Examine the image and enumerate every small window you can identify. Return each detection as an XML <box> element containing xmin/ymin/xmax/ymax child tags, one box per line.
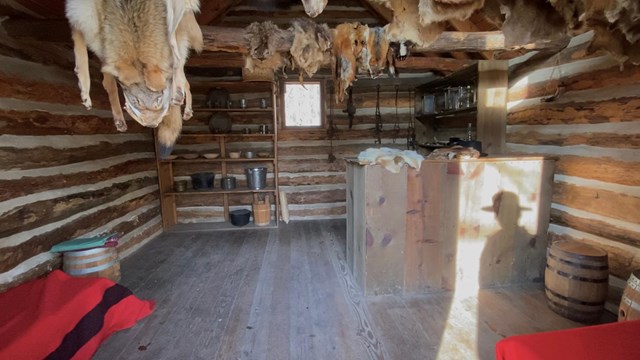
<box><xmin>283</xmin><ymin>81</ymin><xmax>323</xmax><ymax>127</ymax></box>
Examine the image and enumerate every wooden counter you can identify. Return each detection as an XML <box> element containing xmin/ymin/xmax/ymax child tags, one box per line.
<box><xmin>346</xmin><ymin>156</ymin><xmax>555</xmax><ymax>296</ymax></box>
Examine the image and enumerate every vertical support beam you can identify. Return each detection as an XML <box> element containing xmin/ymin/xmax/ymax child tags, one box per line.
<box><xmin>477</xmin><ymin>60</ymin><xmax>507</xmax><ymax>155</ymax></box>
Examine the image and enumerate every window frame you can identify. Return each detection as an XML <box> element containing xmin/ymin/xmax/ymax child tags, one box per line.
<box><xmin>279</xmin><ymin>79</ymin><xmax>325</xmax><ymax>130</ymax></box>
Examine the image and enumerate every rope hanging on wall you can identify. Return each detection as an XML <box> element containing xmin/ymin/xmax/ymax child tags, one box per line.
<box><xmin>327</xmin><ymin>85</ymin><xmax>337</xmax><ymax>163</ymax></box>
<box><xmin>393</xmin><ymin>85</ymin><xmax>400</xmax><ymax>144</ymax></box>
<box><xmin>374</xmin><ymin>84</ymin><xmax>383</xmax><ymax>145</ymax></box>
<box><xmin>407</xmin><ymin>88</ymin><xmax>416</xmax><ymax>150</ymax></box>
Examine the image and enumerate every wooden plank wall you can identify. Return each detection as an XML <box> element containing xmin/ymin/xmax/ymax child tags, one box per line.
<box><xmin>0</xmin><ymin>34</ymin><xmax>160</xmax><ymax>291</ymax></box>
<box><xmin>506</xmin><ymin>33</ymin><xmax>640</xmax><ymax>308</ymax></box>
<box><xmin>179</xmin><ymin>79</ymin><xmax>417</xmax><ymax>222</ymax></box>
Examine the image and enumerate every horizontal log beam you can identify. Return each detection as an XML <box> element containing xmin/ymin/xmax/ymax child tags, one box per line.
<box><xmin>201</xmin><ymin>26</ymin><xmax>568</xmax><ymax>54</ymax></box>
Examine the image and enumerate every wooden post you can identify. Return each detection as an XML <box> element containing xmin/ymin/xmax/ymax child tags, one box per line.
<box><xmin>477</xmin><ymin>60</ymin><xmax>508</xmax><ymax>154</ymax></box>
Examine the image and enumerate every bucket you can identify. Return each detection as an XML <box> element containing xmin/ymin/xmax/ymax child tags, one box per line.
<box><xmin>63</xmin><ymin>247</ymin><xmax>121</xmax><ymax>282</ymax></box>
<box><xmin>253</xmin><ymin>197</ymin><xmax>270</xmax><ymax>226</ymax></box>
<box><xmin>191</xmin><ymin>172</ymin><xmax>214</xmax><ymax>190</ymax></box>
<box><xmin>544</xmin><ymin>240</ymin><xmax>609</xmax><ymax>323</ymax></box>
<box><xmin>619</xmin><ymin>270</ymin><xmax>640</xmax><ymax>321</ymax></box>
<box><xmin>245</xmin><ymin>167</ymin><xmax>267</xmax><ymax>189</ymax></box>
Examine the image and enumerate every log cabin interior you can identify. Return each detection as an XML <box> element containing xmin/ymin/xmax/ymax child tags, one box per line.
<box><xmin>0</xmin><ymin>0</ymin><xmax>639</xmax><ymax>359</ymax></box>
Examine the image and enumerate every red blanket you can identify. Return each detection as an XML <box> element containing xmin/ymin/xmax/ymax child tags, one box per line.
<box><xmin>0</xmin><ymin>270</ymin><xmax>154</xmax><ymax>359</ymax></box>
<box><xmin>495</xmin><ymin>319</ymin><xmax>640</xmax><ymax>360</ymax></box>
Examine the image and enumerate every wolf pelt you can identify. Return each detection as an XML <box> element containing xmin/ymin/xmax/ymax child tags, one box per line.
<box><xmin>332</xmin><ymin>22</ymin><xmax>368</xmax><ymax>103</ymax></box>
<box><xmin>289</xmin><ymin>18</ymin><xmax>333</xmax><ymax>82</ymax></box>
<box><xmin>65</xmin><ymin>0</ymin><xmax>201</xmax><ymax>132</ymax></box>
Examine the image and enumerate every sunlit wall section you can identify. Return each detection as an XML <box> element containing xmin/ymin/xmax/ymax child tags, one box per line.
<box><xmin>506</xmin><ymin>32</ymin><xmax>640</xmax><ymax>311</ymax></box>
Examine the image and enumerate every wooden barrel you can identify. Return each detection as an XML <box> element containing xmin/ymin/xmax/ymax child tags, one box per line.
<box><xmin>63</xmin><ymin>247</ymin><xmax>121</xmax><ymax>282</ymax></box>
<box><xmin>252</xmin><ymin>198</ymin><xmax>270</xmax><ymax>226</ymax></box>
<box><xmin>544</xmin><ymin>240</ymin><xmax>608</xmax><ymax>323</ymax></box>
<box><xmin>619</xmin><ymin>270</ymin><xmax>640</xmax><ymax>321</ymax></box>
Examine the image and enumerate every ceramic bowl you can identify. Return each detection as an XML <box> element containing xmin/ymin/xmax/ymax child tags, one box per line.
<box><xmin>181</xmin><ymin>153</ymin><xmax>199</xmax><ymax>160</ymax></box>
<box><xmin>229</xmin><ymin>151</ymin><xmax>241</xmax><ymax>159</ymax></box>
<box><xmin>202</xmin><ymin>153</ymin><xmax>220</xmax><ymax>159</ymax></box>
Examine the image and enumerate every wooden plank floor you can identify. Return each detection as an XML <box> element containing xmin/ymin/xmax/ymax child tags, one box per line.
<box><xmin>95</xmin><ymin>220</ymin><xmax>611</xmax><ymax>360</ymax></box>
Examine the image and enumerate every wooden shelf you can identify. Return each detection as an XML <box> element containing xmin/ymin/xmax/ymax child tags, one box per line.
<box><xmin>161</xmin><ymin>158</ymin><xmax>275</xmax><ymax>163</ymax></box>
<box><xmin>416</xmin><ymin>106</ymin><xmax>477</xmax><ymax>120</ymax></box>
<box><xmin>167</xmin><ymin>221</ymin><xmax>278</xmax><ymax>233</ymax></box>
<box><xmin>156</xmin><ymin>82</ymin><xmax>280</xmax><ymax>231</ymax></box>
<box><xmin>192</xmin><ymin>108</ymin><xmax>273</xmax><ymax>113</ymax></box>
<box><xmin>165</xmin><ymin>187</ymin><xmax>277</xmax><ymax>196</ymax></box>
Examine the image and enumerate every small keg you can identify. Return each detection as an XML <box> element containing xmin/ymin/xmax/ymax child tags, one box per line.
<box><xmin>545</xmin><ymin>240</ymin><xmax>609</xmax><ymax>323</ymax></box>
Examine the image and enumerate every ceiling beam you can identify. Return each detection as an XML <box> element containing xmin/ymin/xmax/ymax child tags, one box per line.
<box><xmin>201</xmin><ymin>25</ymin><xmax>569</xmax><ymax>53</ymax></box>
<box><xmin>448</xmin><ymin>19</ymin><xmax>493</xmax><ymax>60</ymax></box>
<box><xmin>357</xmin><ymin>0</ymin><xmax>393</xmax><ymax>24</ymax></box>
<box><xmin>186</xmin><ymin>51</ymin><xmax>476</xmax><ymax>72</ymax></box>
<box><xmin>196</xmin><ymin>0</ymin><xmax>243</xmax><ymax>25</ymax></box>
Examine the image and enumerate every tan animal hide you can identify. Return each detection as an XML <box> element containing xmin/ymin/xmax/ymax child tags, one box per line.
<box><xmin>332</xmin><ymin>22</ymin><xmax>368</xmax><ymax>103</ymax></box>
<box><xmin>550</xmin><ymin>0</ymin><xmax>640</xmax><ymax>65</ymax></box>
<box><xmin>419</xmin><ymin>0</ymin><xmax>485</xmax><ymax>25</ymax></box>
<box><xmin>289</xmin><ymin>18</ymin><xmax>333</xmax><ymax>81</ymax></box>
<box><xmin>243</xmin><ymin>52</ymin><xmax>289</xmax><ymax>81</ymax></box>
<box><xmin>367</xmin><ymin>26</ymin><xmax>391</xmax><ymax>78</ymax></box>
<box><xmin>377</xmin><ymin>0</ymin><xmax>446</xmax><ymax>47</ymax></box>
<box><xmin>65</xmin><ymin>0</ymin><xmax>201</xmax><ymax>132</ymax></box>
<box><xmin>301</xmin><ymin>0</ymin><xmax>328</xmax><ymax>18</ymax></box>
<box><xmin>500</xmin><ymin>0</ymin><xmax>568</xmax><ymax>48</ymax></box>
<box><xmin>157</xmin><ymin>105</ymin><xmax>183</xmax><ymax>158</ymax></box>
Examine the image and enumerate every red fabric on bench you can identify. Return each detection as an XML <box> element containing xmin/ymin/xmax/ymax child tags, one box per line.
<box><xmin>495</xmin><ymin>319</ymin><xmax>640</xmax><ymax>360</ymax></box>
<box><xmin>0</xmin><ymin>270</ymin><xmax>154</xmax><ymax>360</ymax></box>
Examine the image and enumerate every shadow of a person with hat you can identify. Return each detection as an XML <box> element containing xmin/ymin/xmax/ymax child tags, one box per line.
<box><xmin>478</xmin><ymin>191</ymin><xmax>537</xmax><ymax>288</ymax></box>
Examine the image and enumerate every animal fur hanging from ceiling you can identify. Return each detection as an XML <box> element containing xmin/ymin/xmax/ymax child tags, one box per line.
<box><xmin>243</xmin><ymin>21</ymin><xmax>289</xmax><ymax>78</ymax></box>
<box><xmin>419</xmin><ymin>0</ymin><xmax>485</xmax><ymax>25</ymax></box>
<box><xmin>301</xmin><ymin>0</ymin><xmax>328</xmax><ymax>18</ymax></box>
<box><xmin>369</xmin><ymin>0</ymin><xmax>446</xmax><ymax>47</ymax></box>
<box><xmin>354</xmin><ymin>25</ymin><xmax>392</xmax><ymax>79</ymax></box>
<box><xmin>289</xmin><ymin>18</ymin><xmax>333</xmax><ymax>82</ymax></box>
<box><xmin>498</xmin><ymin>0</ymin><xmax>568</xmax><ymax>48</ymax></box>
<box><xmin>332</xmin><ymin>22</ymin><xmax>369</xmax><ymax>103</ymax></box>
<box><xmin>548</xmin><ymin>0</ymin><xmax>640</xmax><ymax>65</ymax></box>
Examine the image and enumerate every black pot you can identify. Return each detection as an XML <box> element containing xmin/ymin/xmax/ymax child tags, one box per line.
<box><xmin>191</xmin><ymin>172</ymin><xmax>214</xmax><ymax>190</ymax></box>
<box><xmin>460</xmin><ymin>140</ymin><xmax>482</xmax><ymax>153</ymax></box>
<box><xmin>230</xmin><ymin>209</ymin><xmax>251</xmax><ymax>226</ymax></box>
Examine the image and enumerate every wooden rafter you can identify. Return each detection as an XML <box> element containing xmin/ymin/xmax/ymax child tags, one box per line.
<box><xmin>357</xmin><ymin>0</ymin><xmax>393</xmax><ymax>24</ymax></box>
<box><xmin>448</xmin><ymin>19</ymin><xmax>493</xmax><ymax>59</ymax></box>
<box><xmin>197</xmin><ymin>0</ymin><xmax>244</xmax><ymax>25</ymax></box>
<box><xmin>201</xmin><ymin>25</ymin><xmax>569</xmax><ymax>53</ymax></box>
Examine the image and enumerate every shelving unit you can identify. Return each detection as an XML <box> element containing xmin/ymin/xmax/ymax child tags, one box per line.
<box><xmin>414</xmin><ymin>63</ymin><xmax>478</xmax><ymax>134</ymax></box>
<box><xmin>155</xmin><ymin>82</ymin><xmax>279</xmax><ymax>231</ymax></box>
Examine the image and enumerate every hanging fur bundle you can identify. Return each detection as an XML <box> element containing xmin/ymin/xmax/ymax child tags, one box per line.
<box><xmin>332</xmin><ymin>22</ymin><xmax>369</xmax><ymax>103</ymax></box>
<box><xmin>289</xmin><ymin>18</ymin><xmax>333</xmax><ymax>82</ymax></box>
<box><xmin>243</xmin><ymin>21</ymin><xmax>289</xmax><ymax>77</ymax></box>
<box><xmin>419</xmin><ymin>0</ymin><xmax>485</xmax><ymax>25</ymax></box>
<box><xmin>367</xmin><ymin>26</ymin><xmax>391</xmax><ymax>78</ymax></box>
<box><xmin>549</xmin><ymin>0</ymin><xmax>640</xmax><ymax>65</ymax></box>
<box><xmin>244</xmin><ymin>21</ymin><xmax>282</xmax><ymax>60</ymax></box>
<box><xmin>387</xmin><ymin>40</ymin><xmax>415</xmax><ymax>77</ymax></box>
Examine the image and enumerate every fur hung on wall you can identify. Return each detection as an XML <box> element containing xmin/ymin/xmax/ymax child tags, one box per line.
<box><xmin>549</xmin><ymin>0</ymin><xmax>640</xmax><ymax>65</ymax></box>
<box><xmin>332</xmin><ymin>22</ymin><xmax>369</xmax><ymax>103</ymax></box>
<box><xmin>289</xmin><ymin>18</ymin><xmax>333</xmax><ymax>82</ymax></box>
<box><xmin>243</xmin><ymin>21</ymin><xmax>290</xmax><ymax>78</ymax></box>
<box><xmin>366</xmin><ymin>25</ymin><xmax>392</xmax><ymax>78</ymax></box>
<box><xmin>419</xmin><ymin>0</ymin><xmax>485</xmax><ymax>25</ymax></box>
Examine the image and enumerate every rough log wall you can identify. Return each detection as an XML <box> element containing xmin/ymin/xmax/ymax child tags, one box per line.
<box><xmin>507</xmin><ymin>39</ymin><xmax>640</xmax><ymax>309</ymax></box>
<box><xmin>0</xmin><ymin>47</ymin><xmax>160</xmax><ymax>291</ymax></box>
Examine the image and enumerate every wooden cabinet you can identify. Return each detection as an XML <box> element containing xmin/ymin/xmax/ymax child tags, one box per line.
<box><xmin>155</xmin><ymin>82</ymin><xmax>279</xmax><ymax>230</ymax></box>
<box><xmin>346</xmin><ymin>156</ymin><xmax>555</xmax><ymax>296</ymax></box>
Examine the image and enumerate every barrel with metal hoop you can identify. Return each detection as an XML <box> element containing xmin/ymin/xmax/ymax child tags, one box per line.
<box><xmin>619</xmin><ymin>270</ymin><xmax>640</xmax><ymax>321</ymax></box>
<box><xmin>63</xmin><ymin>247</ymin><xmax>121</xmax><ymax>282</ymax></box>
<box><xmin>544</xmin><ymin>240</ymin><xmax>609</xmax><ymax>323</ymax></box>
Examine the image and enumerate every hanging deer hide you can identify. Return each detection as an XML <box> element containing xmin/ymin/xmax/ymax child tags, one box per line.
<box><xmin>549</xmin><ymin>0</ymin><xmax>640</xmax><ymax>65</ymax></box>
<box><xmin>289</xmin><ymin>18</ymin><xmax>333</xmax><ymax>81</ymax></box>
<box><xmin>419</xmin><ymin>0</ymin><xmax>485</xmax><ymax>25</ymax></box>
<box><xmin>365</xmin><ymin>26</ymin><xmax>391</xmax><ymax>78</ymax></box>
<box><xmin>332</xmin><ymin>22</ymin><xmax>368</xmax><ymax>103</ymax></box>
<box><xmin>500</xmin><ymin>0</ymin><xmax>568</xmax><ymax>48</ymax></box>
<box><xmin>301</xmin><ymin>0</ymin><xmax>328</xmax><ymax>18</ymax></box>
<box><xmin>380</xmin><ymin>0</ymin><xmax>446</xmax><ymax>47</ymax></box>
